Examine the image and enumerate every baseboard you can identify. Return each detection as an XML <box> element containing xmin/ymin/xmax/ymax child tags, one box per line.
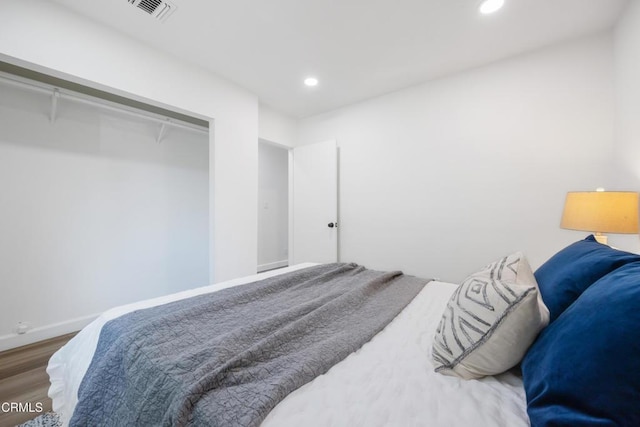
<box><xmin>257</xmin><ymin>260</ymin><xmax>289</xmax><ymax>273</ymax></box>
<box><xmin>0</xmin><ymin>313</ymin><xmax>98</xmax><ymax>352</ymax></box>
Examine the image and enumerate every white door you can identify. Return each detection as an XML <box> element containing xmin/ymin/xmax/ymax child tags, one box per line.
<box><xmin>291</xmin><ymin>140</ymin><xmax>338</xmax><ymax>264</ymax></box>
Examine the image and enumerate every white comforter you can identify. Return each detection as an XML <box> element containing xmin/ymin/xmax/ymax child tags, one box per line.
<box><xmin>48</xmin><ymin>264</ymin><xmax>529</xmax><ymax>427</ymax></box>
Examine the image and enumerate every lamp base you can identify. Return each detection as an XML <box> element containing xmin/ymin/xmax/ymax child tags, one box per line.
<box><xmin>594</xmin><ymin>233</ymin><xmax>608</xmax><ymax>245</ymax></box>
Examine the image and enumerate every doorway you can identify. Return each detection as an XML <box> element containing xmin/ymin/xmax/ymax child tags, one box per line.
<box><xmin>257</xmin><ymin>140</ymin><xmax>289</xmax><ymax>272</ymax></box>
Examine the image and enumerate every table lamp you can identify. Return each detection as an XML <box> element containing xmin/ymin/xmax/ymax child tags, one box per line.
<box><xmin>560</xmin><ymin>191</ymin><xmax>640</xmax><ymax>245</ymax></box>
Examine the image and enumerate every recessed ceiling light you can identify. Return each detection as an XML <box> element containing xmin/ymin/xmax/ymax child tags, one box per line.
<box><xmin>304</xmin><ymin>77</ymin><xmax>319</xmax><ymax>87</ymax></box>
<box><xmin>479</xmin><ymin>0</ymin><xmax>504</xmax><ymax>15</ymax></box>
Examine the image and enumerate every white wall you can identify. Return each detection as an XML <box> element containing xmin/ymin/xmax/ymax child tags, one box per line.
<box><xmin>0</xmin><ymin>0</ymin><xmax>258</xmax><ymax>348</ymax></box>
<box><xmin>259</xmin><ymin>104</ymin><xmax>297</xmax><ymax>148</ymax></box>
<box><xmin>297</xmin><ymin>34</ymin><xmax>616</xmax><ymax>283</ymax></box>
<box><xmin>258</xmin><ymin>142</ymin><xmax>289</xmax><ymax>270</ymax></box>
<box><xmin>0</xmin><ymin>82</ymin><xmax>209</xmax><ymax>350</ymax></box>
<box><xmin>612</xmin><ymin>0</ymin><xmax>640</xmax><ymax>254</ymax></box>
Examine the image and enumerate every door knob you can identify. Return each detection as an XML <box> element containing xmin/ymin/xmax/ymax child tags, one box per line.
<box><xmin>328</xmin><ymin>222</ymin><xmax>337</xmax><ymax>228</ymax></box>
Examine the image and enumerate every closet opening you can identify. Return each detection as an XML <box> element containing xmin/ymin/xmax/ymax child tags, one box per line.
<box><xmin>0</xmin><ymin>61</ymin><xmax>211</xmax><ymax>349</ymax></box>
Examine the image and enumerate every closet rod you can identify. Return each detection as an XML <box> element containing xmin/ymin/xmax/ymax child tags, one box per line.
<box><xmin>0</xmin><ymin>74</ymin><xmax>208</xmax><ymax>135</ymax></box>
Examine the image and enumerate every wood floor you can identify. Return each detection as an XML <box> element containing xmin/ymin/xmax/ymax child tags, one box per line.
<box><xmin>0</xmin><ymin>333</ymin><xmax>76</xmax><ymax>427</ymax></box>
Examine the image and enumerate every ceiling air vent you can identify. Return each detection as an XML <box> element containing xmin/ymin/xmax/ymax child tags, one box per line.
<box><xmin>127</xmin><ymin>0</ymin><xmax>177</xmax><ymax>22</ymax></box>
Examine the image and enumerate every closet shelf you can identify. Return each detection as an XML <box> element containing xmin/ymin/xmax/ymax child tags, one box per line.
<box><xmin>0</xmin><ymin>72</ymin><xmax>208</xmax><ymax>142</ymax></box>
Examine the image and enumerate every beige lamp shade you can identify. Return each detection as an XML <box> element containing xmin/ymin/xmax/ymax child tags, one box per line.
<box><xmin>561</xmin><ymin>192</ymin><xmax>640</xmax><ymax>242</ymax></box>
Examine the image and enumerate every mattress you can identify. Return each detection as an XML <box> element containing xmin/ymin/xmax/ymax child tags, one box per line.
<box><xmin>48</xmin><ymin>263</ymin><xmax>529</xmax><ymax>426</ymax></box>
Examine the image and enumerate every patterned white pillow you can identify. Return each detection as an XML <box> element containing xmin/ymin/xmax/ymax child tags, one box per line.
<box><xmin>432</xmin><ymin>252</ymin><xmax>550</xmax><ymax>379</ymax></box>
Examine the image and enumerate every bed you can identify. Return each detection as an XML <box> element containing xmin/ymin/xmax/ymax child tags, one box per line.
<box><xmin>47</xmin><ymin>237</ymin><xmax>640</xmax><ymax>426</ymax></box>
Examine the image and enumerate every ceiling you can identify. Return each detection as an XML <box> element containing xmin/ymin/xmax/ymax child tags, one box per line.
<box><xmin>51</xmin><ymin>0</ymin><xmax>628</xmax><ymax>118</ymax></box>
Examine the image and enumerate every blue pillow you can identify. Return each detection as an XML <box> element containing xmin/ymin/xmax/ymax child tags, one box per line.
<box><xmin>522</xmin><ymin>262</ymin><xmax>640</xmax><ymax>427</ymax></box>
<box><xmin>535</xmin><ymin>235</ymin><xmax>640</xmax><ymax>321</ymax></box>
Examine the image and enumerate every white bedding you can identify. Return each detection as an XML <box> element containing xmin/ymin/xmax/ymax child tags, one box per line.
<box><xmin>48</xmin><ymin>263</ymin><xmax>529</xmax><ymax>427</ymax></box>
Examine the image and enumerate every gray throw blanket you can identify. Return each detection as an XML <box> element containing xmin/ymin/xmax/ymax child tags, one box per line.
<box><xmin>71</xmin><ymin>263</ymin><xmax>429</xmax><ymax>427</ymax></box>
